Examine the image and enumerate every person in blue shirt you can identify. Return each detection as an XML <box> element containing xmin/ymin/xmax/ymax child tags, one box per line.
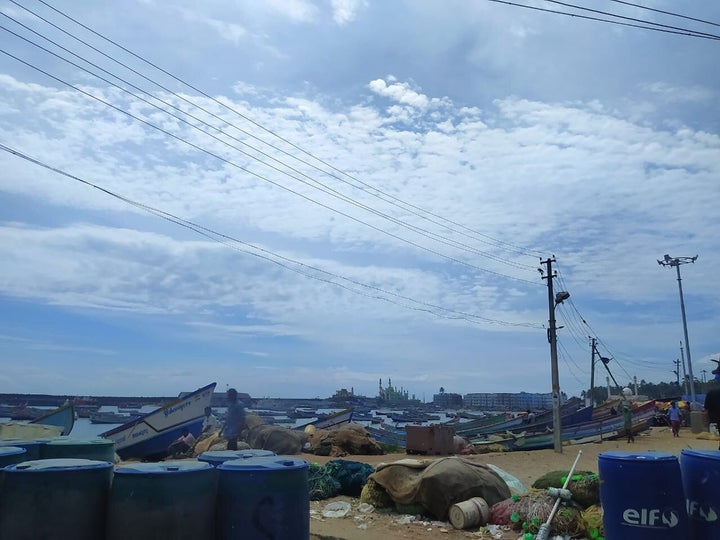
<box><xmin>668</xmin><ymin>401</ymin><xmax>681</xmax><ymax>437</ymax></box>
<box><xmin>221</xmin><ymin>388</ymin><xmax>246</xmax><ymax>450</ymax></box>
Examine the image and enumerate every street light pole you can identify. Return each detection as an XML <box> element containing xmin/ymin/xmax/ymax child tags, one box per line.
<box><xmin>658</xmin><ymin>254</ymin><xmax>698</xmax><ymax>404</ymax></box>
<box><xmin>541</xmin><ymin>257</ymin><xmax>569</xmax><ymax>454</ymax></box>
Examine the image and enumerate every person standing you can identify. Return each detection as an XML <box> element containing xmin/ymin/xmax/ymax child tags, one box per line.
<box><xmin>620</xmin><ymin>389</ymin><xmax>634</xmax><ymax>443</ymax></box>
<box><xmin>222</xmin><ymin>388</ymin><xmax>246</xmax><ymax>451</ymax></box>
<box><xmin>704</xmin><ymin>387</ymin><xmax>720</xmax><ymax>450</ymax></box>
<box><xmin>668</xmin><ymin>401</ymin><xmax>681</xmax><ymax>437</ymax></box>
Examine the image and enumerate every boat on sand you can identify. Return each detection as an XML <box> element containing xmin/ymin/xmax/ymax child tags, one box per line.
<box><xmin>101</xmin><ymin>382</ymin><xmax>216</xmax><ymax>460</ymax></box>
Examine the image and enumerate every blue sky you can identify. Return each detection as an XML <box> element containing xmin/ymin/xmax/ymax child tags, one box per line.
<box><xmin>0</xmin><ymin>0</ymin><xmax>718</xmax><ymax>399</ymax></box>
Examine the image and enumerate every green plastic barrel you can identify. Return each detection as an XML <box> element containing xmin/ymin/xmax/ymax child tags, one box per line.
<box><xmin>0</xmin><ymin>446</ymin><xmax>26</xmax><ymax>468</ymax></box>
<box><xmin>0</xmin><ymin>458</ymin><xmax>113</xmax><ymax>540</ymax></box>
<box><xmin>216</xmin><ymin>456</ymin><xmax>309</xmax><ymax>540</ymax></box>
<box><xmin>198</xmin><ymin>448</ymin><xmax>276</xmax><ymax>467</ymax></box>
<box><xmin>106</xmin><ymin>460</ymin><xmax>217</xmax><ymax>540</ymax></box>
<box><xmin>40</xmin><ymin>437</ymin><xmax>116</xmax><ymax>462</ymax></box>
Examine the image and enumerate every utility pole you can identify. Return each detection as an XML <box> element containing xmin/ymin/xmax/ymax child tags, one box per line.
<box><xmin>540</xmin><ymin>257</ymin><xmax>569</xmax><ymax>454</ymax></box>
<box><xmin>679</xmin><ymin>342</ymin><xmax>689</xmax><ymax>396</ymax></box>
<box><xmin>658</xmin><ymin>254</ymin><xmax>698</xmax><ymax>404</ymax></box>
<box><xmin>673</xmin><ymin>359</ymin><xmax>681</xmax><ymax>386</ymax></box>
<box><xmin>589</xmin><ymin>337</ymin><xmax>596</xmax><ymax>407</ymax></box>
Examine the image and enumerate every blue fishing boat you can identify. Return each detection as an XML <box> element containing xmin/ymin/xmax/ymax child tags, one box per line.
<box><xmin>101</xmin><ymin>382</ymin><xmax>216</xmax><ymax>460</ymax></box>
<box><xmin>29</xmin><ymin>402</ymin><xmax>75</xmax><ymax>436</ymax></box>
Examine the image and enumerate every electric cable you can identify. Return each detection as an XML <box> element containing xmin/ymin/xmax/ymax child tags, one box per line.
<box><xmin>0</xmin><ymin>13</ymin><xmax>534</xmax><ymax>269</ymax></box>
<box><xmin>0</xmin><ymin>142</ymin><xmax>543</xmax><ymax>330</ymax></box>
<box><xmin>0</xmin><ymin>9</ymin><xmax>539</xmax><ymax>272</ymax></box>
<box><xmin>24</xmin><ymin>0</ymin><xmax>547</xmax><ymax>260</ymax></box>
<box><xmin>0</xmin><ymin>46</ymin><xmax>540</xmax><ymax>286</ymax></box>
<box><xmin>486</xmin><ymin>0</ymin><xmax>720</xmax><ymax>41</ymax></box>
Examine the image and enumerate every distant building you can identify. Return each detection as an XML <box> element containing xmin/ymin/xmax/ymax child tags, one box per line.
<box><xmin>464</xmin><ymin>391</ymin><xmax>560</xmax><ymax>411</ymax></box>
<box><xmin>378</xmin><ymin>378</ymin><xmax>420</xmax><ymax>405</ymax></box>
<box><xmin>433</xmin><ymin>387</ymin><xmax>463</xmax><ymax>408</ymax></box>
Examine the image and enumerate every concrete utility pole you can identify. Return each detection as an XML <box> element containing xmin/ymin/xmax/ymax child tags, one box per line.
<box><xmin>673</xmin><ymin>359</ymin><xmax>681</xmax><ymax>386</ymax></box>
<box><xmin>658</xmin><ymin>254</ymin><xmax>698</xmax><ymax>404</ymax></box>
<box><xmin>588</xmin><ymin>337</ymin><xmax>596</xmax><ymax>407</ymax></box>
<box><xmin>540</xmin><ymin>257</ymin><xmax>569</xmax><ymax>454</ymax></box>
<box><xmin>679</xmin><ymin>342</ymin><xmax>689</xmax><ymax>396</ymax></box>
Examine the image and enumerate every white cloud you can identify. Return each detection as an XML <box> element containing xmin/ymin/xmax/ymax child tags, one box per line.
<box><xmin>368</xmin><ymin>78</ymin><xmax>431</xmax><ymax>109</ymax></box>
<box><xmin>330</xmin><ymin>0</ymin><xmax>368</xmax><ymax>25</ymax></box>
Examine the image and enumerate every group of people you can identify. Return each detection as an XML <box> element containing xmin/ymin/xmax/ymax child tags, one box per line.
<box><xmin>166</xmin><ymin>387</ymin><xmax>247</xmax><ymax>458</ymax></box>
<box><xmin>619</xmin><ymin>386</ymin><xmax>720</xmax><ymax>445</ymax></box>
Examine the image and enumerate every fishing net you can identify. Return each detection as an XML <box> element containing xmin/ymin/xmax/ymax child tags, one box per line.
<box><xmin>531</xmin><ymin>470</ymin><xmax>599</xmax><ymax>509</ymax></box>
<box><xmin>307</xmin><ymin>462</ymin><xmax>341</xmax><ymax>500</ymax></box>
<box><xmin>324</xmin><ymin>459</ymin><xmax>375</xmax><ymax>496</ymax></box>
<box><xmin>489</xmin><ymin>489</ymin><xmax>585</xmax><ymax>537</ymax></box>
<box><xmin>582</xmin><ymin>504</ymin><xmax>604</xmax><ymax>540</ymax></box>
<box><xmin>360</xmin><ymin>477</ymin><xmax>394</xmax><ymax>509</ymax></box>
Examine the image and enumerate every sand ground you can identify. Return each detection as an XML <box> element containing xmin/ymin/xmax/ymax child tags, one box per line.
<box><xmin>306</xmin><ymin>425</ymin><xmax>719</xmax><ymax>540</ymax></box>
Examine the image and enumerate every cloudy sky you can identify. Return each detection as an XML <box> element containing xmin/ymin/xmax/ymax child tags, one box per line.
<box><xmin>0</xmin><ymin>0</ymin><xmax>718</xmax><ymax>400</ymax></box>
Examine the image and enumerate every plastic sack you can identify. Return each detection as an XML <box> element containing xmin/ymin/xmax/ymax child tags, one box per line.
<box><xmin>486</xmin><ymin>463</ymin><xmax>528</xmax><ymax>496</ymax></box>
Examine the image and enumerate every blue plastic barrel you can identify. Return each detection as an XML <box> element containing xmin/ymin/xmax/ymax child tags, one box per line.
<box><xmin>680</xmin><ymin>449</ymin><xmax>720</xmax><ymax>539</ymax></box>
<box><xmin>216</xmin><ymin>456</ymin><xmax>309</xmax><ymax>540</ymax></box>
<box><xmin>0</xmin><ymin>458</ymin><xmax>113</xmax><ymax>540</ymax></box>
<box><xmin>0</xmin><ymin>446</ymin><xmax>26</xmax><ymax>468</ymax></box>
<box><xmin>198</xmin><ymin>448</ymin><xmax>276</xmax><ymax>467</ymax></box>
<box><xmin>0</xmin><ymin>438</ymin><xmax>49</xmax><ymax>460</ymax></box>
<box><xmin>106</xmin><ymin>460</ymin><xmax>217</xmax><ymax>540</ymax></box>
<box><xmin>598</xmin><ymin>451</ymin><xmax>688</xmax><ymax>539</ymax></box>
<box><xmin>40</xmin><ymin>436</ymin><xmax>116</xmax><ymax>462</ymax></box>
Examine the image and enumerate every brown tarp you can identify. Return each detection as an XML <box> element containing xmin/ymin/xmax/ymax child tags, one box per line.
<box><xmin>369</xmin><ymin>456</ymin><xmax>511</xmax><ymax>520</ymax></box>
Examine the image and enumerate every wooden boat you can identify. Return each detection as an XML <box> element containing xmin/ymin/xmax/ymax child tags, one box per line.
<box><xmin>29</xmin><ymin>402</ymin><xmax>75</xmax><ymax>436</ymax></box>
<box><xmin>0</xmin><ymin>403</ymin><xmax>76</xmax><ymax>438</ymax></box>
<box><xmin>366</xmin><ymin>424</ymin><xmax>408</xmax><ymax>448</ymax></box>
<box><xmin>90</xmin><ymin>411</ymin><xmax>142</xmax><ymax>424</ymax></box>
<box><xmin>101</xmin><ymin>382</ymin><xmax>216</xmax><ymax>460</ymax></box>
<box><xmin>471</xmin><ymin>401</ymin><xmax>657</xmax><ymax>451</ymax></box>
<box><xmin>455</xmin><ymin>397</ymin><xmax>587</xmax><ymax>438</ymax></box>
<box><xmin>295</xmin><ymin>408</ymin><xmax>353</xmax><ymax>431</ymax></box>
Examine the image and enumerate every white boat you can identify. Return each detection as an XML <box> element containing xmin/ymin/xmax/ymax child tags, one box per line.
<box><xmin>101</xmin><ymin>382</ymin><xmax>216</xmax><ymax>460</ymax></box>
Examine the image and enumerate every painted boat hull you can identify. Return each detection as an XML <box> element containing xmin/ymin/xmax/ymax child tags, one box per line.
<box><xmin>101</xmin><ymin>383</ymin><xmax>216</xmax><ymax>460</ymax></box>
<box><xmin>295</xmin><ymin>408</ymin><xmax>353</xmax><ymax>431</ymax></box>
<box><xmin>29</xmin><ymin>403</ymin><xmax>75</xmax><ymax>436</ymax></box>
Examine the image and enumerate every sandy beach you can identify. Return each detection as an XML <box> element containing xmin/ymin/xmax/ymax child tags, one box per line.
<box><xmin>306</xmin><ymin>425</ymin><xmax>719</xmax><ymax>540</ymax></box>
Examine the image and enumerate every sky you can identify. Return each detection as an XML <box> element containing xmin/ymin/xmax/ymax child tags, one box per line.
<box><xmin>0</xmin><ymin>0</ymin><xmax>718</xmax><ymax>400</ymax></box>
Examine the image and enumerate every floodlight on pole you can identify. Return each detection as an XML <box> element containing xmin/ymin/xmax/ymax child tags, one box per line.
<box><xmin>658</xmin><ymin>254</ymin><xmax>698</xmax><ymax>404</ymax></box>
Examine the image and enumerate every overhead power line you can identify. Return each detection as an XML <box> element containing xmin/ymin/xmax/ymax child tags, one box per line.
<box><xmin>0</xmin><ymin>45</ymin><xmax>541</xmax><ymax>286</ymax></box>
<box><xmin>0</xmin><ymin>143</ymin><xmax>543</xmax><ymax>330</ymax></box>
<box><xmin>0</xmin><ymin>18</ymin><xmax>536</xmax><ymax>277</ymax></box>
<box><xmin>486</xmin><ymin>0</ymin><xmax>720</xmax><ymax>41</ymax></box>
<box><xmin>20</xmin><ymin>0</ymin><xmax>546</xmax><ymax>261</ymax></box>
<box><xmin>609</xmin><ymin>0</ymin><xmax>720</xmax><ymax>28</ymax></box>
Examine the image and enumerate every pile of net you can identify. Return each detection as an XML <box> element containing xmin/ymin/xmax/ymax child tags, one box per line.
<box><xmin>532</xmin><ymin>470</ymin><xmax>600</xmax><ymax>508</ymax></box>
<box><xmin>307</xmin><ymin>459</ymin><xmax>376</xmax><ymax>500</ymax></box>
<box><xmin>490</xmin><ymin>489</ymin><xmax>585</xmax><ymax>537</ymax></box>
<box><xmin>363</xmin><ymin>457</ymin><xmax>511</xmax><ymax>520</ymax></box>
<box><xmin>305</xmin><ymin>423</ymin><xmax>384</xmax><ymax>456</ymax></box>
